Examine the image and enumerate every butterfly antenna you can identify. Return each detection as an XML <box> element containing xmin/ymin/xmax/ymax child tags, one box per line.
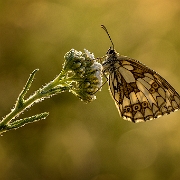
<box><xmin>101</xmin><ymin>25</ymin><xmax>115</xmax><ymax>50</ymax></box>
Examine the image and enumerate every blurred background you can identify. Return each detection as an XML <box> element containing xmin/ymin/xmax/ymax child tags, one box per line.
<box><xmin>1</xmin><ymin>0</ymin><xmax>180</xmax><ymax>179</ymax></box>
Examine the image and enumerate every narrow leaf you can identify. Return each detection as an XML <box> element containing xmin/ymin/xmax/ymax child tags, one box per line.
<box><xmin>16</xmin><ymin>69</ymin><xmax>39</xmax><ymax>108</ymax></box>
<box><xmin>5</xmin><ymin>112</ymin><xmax>49</xmax><ymax>131</ymax></box>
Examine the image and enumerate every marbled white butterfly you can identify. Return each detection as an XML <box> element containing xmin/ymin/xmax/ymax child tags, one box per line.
<box><xmin>101</xmin><ymin>25</ymin><xmax>180</xmax><ymax>123</ymax></box>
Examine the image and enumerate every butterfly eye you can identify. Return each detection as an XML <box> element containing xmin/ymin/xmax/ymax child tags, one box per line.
<box><xmin>133</xmin><ymin>104</ymin><xmax>141</xmax><ymax>111</ymax></box>
<box><xmin>109</xmin><ymin>49</ymin><xmax>115</xmax><ymax>54</ymax></box>
<box><xmin>107</xmin><ymin>48</ymin><xmax>115</xmax><ymax>55</ymax></box>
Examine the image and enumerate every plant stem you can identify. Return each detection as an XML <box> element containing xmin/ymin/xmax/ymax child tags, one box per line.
<box><xmin>0</xmin><ymin>70</ymin><xmax>69</xmax><ymax>131</ymax></box>
<box><xmin>0</xmin><ymin>90</ymin><xmax>41</xmax><ymax>129</ymax></box>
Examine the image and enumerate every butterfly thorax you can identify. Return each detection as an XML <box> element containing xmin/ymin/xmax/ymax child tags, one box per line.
<box><xmin>102</xmin><ymin>48</ymin><xmax>121</xmax><ymax>74</ymax></box>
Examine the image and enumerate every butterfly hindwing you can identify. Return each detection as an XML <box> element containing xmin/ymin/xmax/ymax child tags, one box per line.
<box><xmin>103</xmin><ymin>52</ymin><xmax>180</xmax><ymax>123</ymax></box>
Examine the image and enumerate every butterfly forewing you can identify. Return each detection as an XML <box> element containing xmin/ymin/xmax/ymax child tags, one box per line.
<box><xmin>102</xmin><ymin>50</ymin><xmax>180</xmax><ymax>123</ymax></box>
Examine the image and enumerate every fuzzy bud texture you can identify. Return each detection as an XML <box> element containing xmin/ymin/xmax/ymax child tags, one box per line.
<box><xmin>63</xmin><ymin>49</ymin><xmax>103</xmax><ymax>103</ymax></box>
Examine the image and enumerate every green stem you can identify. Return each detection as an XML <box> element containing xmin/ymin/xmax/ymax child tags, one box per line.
<box><xmin>41</xmin><ymin>70</ymin><xmax>67</xmax><ymax>93</ymax></box>
<box><xmin>0</xmin><ymin>91</ymin><xmax>42</xmax><ymax>129</ymax></box>
<box><xmin>0</xmin><ymin>70</ymin><xmax>69</xmax><ymax>131</ymax></box>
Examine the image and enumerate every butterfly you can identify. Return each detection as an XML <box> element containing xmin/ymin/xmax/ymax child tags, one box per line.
<box><xmin>101</xmin><ymin>25</ymin><xmax>180</xmax><ymax>123</ymax></box>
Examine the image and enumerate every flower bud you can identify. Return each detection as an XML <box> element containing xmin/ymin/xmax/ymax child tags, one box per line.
<box><xmin>63</xmin><ymin>49</ymin><xmax>103</xmax><ymax>103</ymax></box>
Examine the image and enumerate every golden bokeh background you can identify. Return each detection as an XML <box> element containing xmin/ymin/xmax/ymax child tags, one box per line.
<box><xmin>1</xmin><ymin>0</ymin><xmax>180</xmax><ymax>179</ymax></box>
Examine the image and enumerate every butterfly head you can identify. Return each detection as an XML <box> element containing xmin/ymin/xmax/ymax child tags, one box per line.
<box><xmin>106</xmin><ymin>46</ymin><xmax>116</xmax><ymax>56</ymax></box>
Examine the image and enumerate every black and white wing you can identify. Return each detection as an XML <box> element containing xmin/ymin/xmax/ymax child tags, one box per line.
<box><xmin>107</xmin><ymin>55</ymin><xmax>180</xmax><ymax>123</ymax></box>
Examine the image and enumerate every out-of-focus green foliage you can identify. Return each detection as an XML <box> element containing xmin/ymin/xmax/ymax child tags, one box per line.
<box><xmin>1</xmin><ymin>0</ymin><xmax>180</xmax><ymax>179</ymax></box>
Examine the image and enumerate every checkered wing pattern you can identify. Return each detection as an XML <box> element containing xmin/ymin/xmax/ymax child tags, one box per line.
<box><xmin>102</xmin><ymin>50</ymin><xmax>180</xmax><ymax>123</ymax></box>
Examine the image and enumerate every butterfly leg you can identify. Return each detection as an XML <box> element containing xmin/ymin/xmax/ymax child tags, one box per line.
<box><xmin>92</xmin><ymin>73</ymin><xmax>108</xmax><ymax>94</ymax></box>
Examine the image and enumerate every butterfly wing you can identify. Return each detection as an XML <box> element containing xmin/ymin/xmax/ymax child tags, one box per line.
<box><xmin>107</xmin><ymin>55</ymin><xmax>180</xmax><ymax>123</ymax></box>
